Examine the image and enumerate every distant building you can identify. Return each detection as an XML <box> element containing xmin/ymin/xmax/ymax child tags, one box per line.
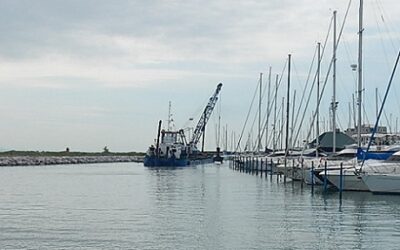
<box><xmin>345</xmin><ymin>125</ymin><xmax>387</xmax><ymax>136</ymax></box>
<box><xmin>309</xmin><ymin>131</ymin><xmax>356</xmax><ymax>152</ymax></box>
<box><xmin>345</xmin><ymin>125</ymin><xmax>400</xmax><ymax>146</ymax></box>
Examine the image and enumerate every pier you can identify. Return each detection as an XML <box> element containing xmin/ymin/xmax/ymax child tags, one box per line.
<box><xmin>229</xmin><ymin>155</ymin><xmax>342</xmax><ymax>194</ymax></box>
<box><xmin>230</xmin><ymin>155</ymin><xmax>307</xmax><ymax>182</ymax></box>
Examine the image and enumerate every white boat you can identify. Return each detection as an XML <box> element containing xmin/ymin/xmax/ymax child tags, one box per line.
<box><xmin>320</xmin><ymin>167</ymin><xmax>368</xmax><ymax>191</ymax></box>
<box><xmin>321</xmin><ymin>150</ymin><xmax>400</xmax><ymax>191</ymax></box>
<box><xmin>358</xmin><ymin>151</ymin><xmax>400</xmax><ymax>193</ymax></box>
<box><xmin>302</xmin><ymin>147</ymin><xmax>357</xmax><ymax>185</ymax></box>
<box><xmin>362</xmin><ymin>173</ymin><xmax>400</xmax><ymax>194</ymax></box>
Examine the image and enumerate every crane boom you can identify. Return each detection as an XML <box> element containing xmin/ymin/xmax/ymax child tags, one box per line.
<box><xmin>189</xmin><ymin>83</ymin><xmax>223</xmax><ymax>148</ymax></box>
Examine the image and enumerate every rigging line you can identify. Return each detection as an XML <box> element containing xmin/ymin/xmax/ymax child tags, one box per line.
<box><xmin>260</xmin><ymin>68</ymin><xmax>272</xmax><ymax>109</ymax></box>
<box><xmin>372</xmin><ymin>1</ymin><xmax>391</xmax><ymax>69</ymax></box>
<box><xmin>258</xmin><ymin>96</ymin><xmax>285</xmax><ymax>152</ymax></box>
<box><xmin>342</xmin><ymin>36</ymin><xmax>356</xmax><ymax>68</ymax></box>
<box><xmin>376</xmin><ymin>0</ymin><xmax>400</xmax><ymax>52</ymax></box>
<box><xmin>263</xmin><ymin>61</ymin><xmax>289</xmax><ymax>123</ymax></box>
<box><xmin>260</xmin><ymin>67</ymin><xmax>276</xmax><ymax>137</ymax></box>
<box><xmin>255</xmin><ymin>60</ymin><xmax>288</xmax><ymax>150</ymax></box>
<box><xmin>375</xmin><ymin>0</ymin><xmax>400</xmax><ymax>111</ymax></box>
<box><xmin>376</xmin><ymin>0</ymin><xmax>400</xmax><ymax>117</ymax></box>
<box><xmin>292</xmin><ymin>12</ymin><xmax>335</xmax><ymax>147</ymax></box>
<box><xmin>292</xmin><ymin>60</ymin><xmax>306</xmax><ymax>93</ymax></box>
<box><xmin>378</xmin><ymin>93</ymin><xmax>391</xmax><ymax>131</ymax></box>
<box><xmin>361</xmin><ymin>47</ymin><xmax>400</xmax><ymax>169</ymax></box>
<box><xmin>264</xmin><ymin>105</ymin><xmax>285</xmax><ymax>152</ymax></box>
<box><xmin>343</xmin><ymin>40</ymin><xmax>358</xmax><ymax>110</ymax></box>
<box><xmin>336</xmin><ymin>73</ymin><xmax>351</xmax><ymax>128</ymax></box>
<box><xmin>234</xmin><ymin>77</ymin><xmax>263</xmax><ymax>153</ymax></box>
<box><xmin>258</xmin><ymin>69</ymin><xmax>273</xmax><ymax>143</ymax></box>
<box><xmin>291</xmin><ymin>45</ymin><xmax>318</xmax><ymax>141</ymax></box>
<box><xmin>342</xmin><ymin>39</ymin><xmax>357</xmax><ymax>86</ymax></box>
<box><xmin>214</xmin><ymin>95</ymin><xmax>222</xmax><ymax>148</ymax></box>
<box><xmin>301</xmin><ymin>0</ymin><xmax>353</xmax><ymax>153</ymax></box>
<box><xmin>362</xmin><ymin>102</ymin><xmax>370</xmax><ymax>125</ymax></box>
<box><xmin>336</xmin><ymin>115</ymin><xmax>344</xmax><ymax>132</ymax></box>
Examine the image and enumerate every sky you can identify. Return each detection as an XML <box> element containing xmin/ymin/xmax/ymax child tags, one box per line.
<box><xmin>1</xmin><ymin>0</ymin><xmax>400</xmax><ymax>152</ymax></box>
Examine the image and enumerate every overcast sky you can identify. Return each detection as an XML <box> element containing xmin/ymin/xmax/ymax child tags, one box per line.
<box><xmin>1</xmin><ymin>0</ymin><xmax>400</xmax><ymax>152</ymax></box>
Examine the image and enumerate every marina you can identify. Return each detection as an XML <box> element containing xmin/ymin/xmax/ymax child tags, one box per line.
<box><xmin>2</xmin><ymin>0</ymin><xmax>400</xmax><ymax>248</ymax></box>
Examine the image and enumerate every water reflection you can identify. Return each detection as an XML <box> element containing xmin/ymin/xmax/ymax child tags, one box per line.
<box><xmin>0</xmin><ymin>163</ymin><xmax>399</xmax><ymax>249</ymax></box>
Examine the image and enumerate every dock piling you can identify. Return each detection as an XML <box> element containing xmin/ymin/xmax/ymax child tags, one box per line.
<box><xmin>339</xmin><ymin>162</ymin><xmax>343</xmax><ymax>199</ymax></box>
<box><xmin>323</xmin><ymin>161</ymin><xmax>328</xmax><ymax>192</ymax></box>
<box><xmin>311</xmin><ymin>161</ymin><xmax>314</xmax><ymax>194</ymax></box>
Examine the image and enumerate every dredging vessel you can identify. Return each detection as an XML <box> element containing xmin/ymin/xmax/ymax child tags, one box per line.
<box><xmin>144</xmin><ymin>83</ymin><xmax>223</xmax><ymax>167</ymax></box>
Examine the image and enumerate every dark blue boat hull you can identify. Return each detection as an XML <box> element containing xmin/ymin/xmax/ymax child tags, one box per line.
<box><xmin>357</xmin><ymin>148</ymin><xmax>396</xmax><ymax>161</ymax></box>
<box><xmin>143</xmin><ymin>155</ymin><xmax>189</xmax><ymax>167</ymax></box>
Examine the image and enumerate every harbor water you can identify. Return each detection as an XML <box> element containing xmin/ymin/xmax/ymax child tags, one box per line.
<box><xmin>1</xmin><ymin>162</ymin><xmax>400</xmax><ymax>249</ymax></box>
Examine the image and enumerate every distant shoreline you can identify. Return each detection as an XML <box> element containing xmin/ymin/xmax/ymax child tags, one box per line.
<box><xmin>0</xmin><ymin>151</ymin><xmax>145</xmax><ymax>166</ymax></box>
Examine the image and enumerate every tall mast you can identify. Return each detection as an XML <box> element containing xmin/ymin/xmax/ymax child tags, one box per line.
<box><xmin>225</xmin><ymin>124</ymin><xmax>228</xmax><ymax>152</ymax></box>
<box><xmin>390</xmin><ymin>113</ymin><xmax>393</xmax><ymax>134</ymax></box>
<box><xmin>273</xmin><ymin>74</ymin><xmax>278</xmax><ymax>153</ymax></box>
<box><xmin>290</xmin><ymin>90</ymin><xmax>296</xmax><ymax>149</ymax></box>
<box><xmin>375</xmin><ymin>88</ymin><xmax>378</xmax><ymax>121</ymax></box>
<box><xmin>285</xmin><ymin>54</ymin><xmax>291</xmax><ymax>154</ymax></box>
<box><xmin>266</xmin><ymin>67</ymin><xmax>271</xmax><ymax>152</ymax></box>
<box><xmin>348</xmin><ymin>102</ymin><xmax>352</xmax><ymax>129</ymax></box>
<box><xmin>332</xmin><ymin>10</ymin><xmax>337</xmax><ymax>153</ymax></box>
<box><xmin>284</xmin><ymin>54</ymin><xmax>291</xmax><ymax>182</ymax></box>
<box><xmin>357</xmin><ymin>0</ymin><xmax>363</xmax><ymax>148</ymax></box>
<box><xmin>258</xmin><ymin>73</ymin><xmax>263</xmax><ymax>152</ymax></box>
<box><xmin>281</xmin><ymin>97</ymin><xmax>284</xmax><ymax>150</ymax></box>
<box><xmin>352</xmin><ymin>93</ymin><xmax>356</xmax><ymax>128</ymax></box>
<box><xmin>316</xmin><ymin>42</ymin><xmax>321</xmax><ymax>158</ymax></box>
<box><xmin>217</xmin><ymin>111</ymin><xmax>221</xmax><ymax>148</ymax></box>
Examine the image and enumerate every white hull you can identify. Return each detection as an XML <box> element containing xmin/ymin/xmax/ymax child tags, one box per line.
<box><xmin>362</xmin><ymin>174</ymin><xmax>400</xmax><ymax>194</ymax></box>
<box><xmin>304</xmin><ymin>159</ymin><xmax>356</xmax><ymax>185</ymax></box>
<box><xmin>320</xmin><ymin>169</ymin><xmax>369</xmax><ymax>191</ymax></box>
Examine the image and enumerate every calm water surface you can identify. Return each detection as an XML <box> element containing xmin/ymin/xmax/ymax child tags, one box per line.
<box><xmin>1</xmin><ymin>162</ymin><xmax>400</xmax><ymax>249</ymax></box>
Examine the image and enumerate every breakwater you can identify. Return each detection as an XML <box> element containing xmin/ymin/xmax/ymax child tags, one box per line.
<box><xmin>0</xmin><ymin>155</ymin><xmax>144</xmax><ymax>166</ymax></box>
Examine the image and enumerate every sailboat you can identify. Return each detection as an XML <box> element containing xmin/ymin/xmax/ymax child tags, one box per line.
<box><xmin>360</xmin><ymin>49</ymin><xmax>400</xmax><ymax>193</ymax></box>
<box><xmin>319</xmin><ymin>0</ymin><xmax>369</xmax><ymax>191</ymax></box>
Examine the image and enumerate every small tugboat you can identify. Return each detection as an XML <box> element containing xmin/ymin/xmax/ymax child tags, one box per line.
<box><xmin>144</xmin><ymin>83</ymin><xmax>223</xmax><ymax>167</ymax></box>
<box><xmin>213</xmin><ymin>147</ymin><xmax>223</xmax><ymax>164</ymax></box>
<box><xmin>144</xmin><ymin>120</ymin><xmax>189</xmax><ymax>167</ymax></box>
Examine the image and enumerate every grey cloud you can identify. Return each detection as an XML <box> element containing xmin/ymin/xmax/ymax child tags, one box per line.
<box><xmin>0</xmin><ymin>0</ymin><xmax>305</xmax><ymax>61</ymax></box>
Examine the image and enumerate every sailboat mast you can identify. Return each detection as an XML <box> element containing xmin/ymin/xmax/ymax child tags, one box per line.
<box><xmin>284</xmin><ymin>54</ymin><xmax>291</xmax><ymax>182</ymax></box>
<box><xmin>273</xmin><ymin>74</ymin><xmax>278</xmax><ymax>153</ymax></box>
<box><xmin>352</xmin><ymin>93</ymin><xmax>356</xmax><ymax>128</ymax></box>
<box><xmin>348</xmin><ymin>102</ymin><xmax>352</xmax><ymax>129</ymax></box>
<box><xmin>290</xmin><ymin>90</ymin><xmax>296</xmax><ymax>149</ymax></box>
<box><xmin>266</xmin><ymin>67</ymin><xmax>271</xmax><ymax>152</ymax></box>
<box><xmin>281</xmin><ymin>97</ymin><xmax>284</xmax><ymax>150</ymax></box>
<box><xmin>258</xmin><ymin>72</ymin><xmax>263</xmax><ymax>152</ymax></box>
<box><xmin>285</xmin><ymin>54</ymin><xmax>291</xmax><ymax>154</ymax></box>
<box><xmin>375</xmin><ymin>88</ymin><xmax>378</xmax><ymax>121</ymax></box>
<box><xmin>357</xmin><ymin>0</ymin><xmax>363</xmax><ymax>148</ymax></box>
<box><xmin>316</xmin><ymin>42</ymin><xmax>321</xmax><ymax>158</ymax></box>
<box><xmin>333</xmin><ymin>10</ymin><xmax>337</xmax><ymax>153</ymax></box>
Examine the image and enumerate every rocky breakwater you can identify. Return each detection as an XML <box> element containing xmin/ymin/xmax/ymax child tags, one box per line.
<box><xmin>0</xmin><ymin>155</ymin><xmax>144</xmax><ymax>167</ymax></box>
